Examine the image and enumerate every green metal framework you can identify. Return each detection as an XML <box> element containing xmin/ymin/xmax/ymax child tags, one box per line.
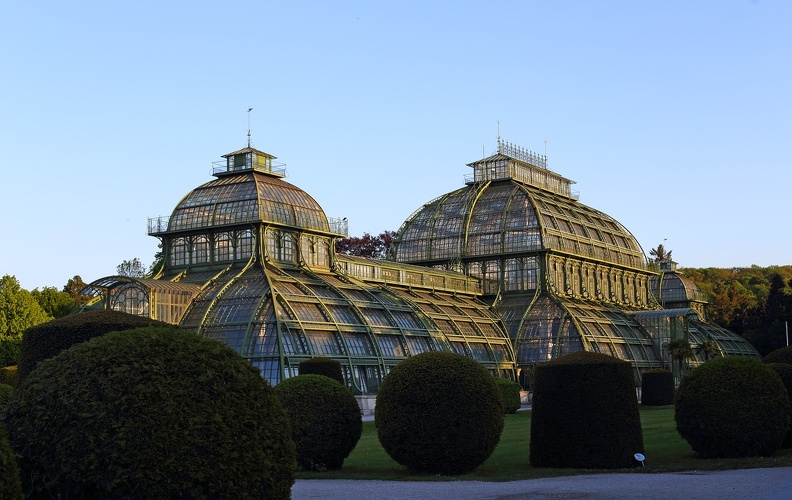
<box><xmin>83</xmin><ymin>139</ymin><xmax>758</xmax><ymax>390</ymax></box>
<box><xmin>390</xmin><ymin>139</ymin><xmax>759</xmax><ymax>375</ymax></box>
<box><xmin>85</xmin><ymin>145</ymin><xmax>515</xmax><ymax>392</ymax></box>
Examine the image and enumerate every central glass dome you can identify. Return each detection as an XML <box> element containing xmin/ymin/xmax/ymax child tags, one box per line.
<box><xmin>167</xmin><ymin>147</ymin><xmax>331</xmax><ymax>234</ymax></box>
<box><xmin>85</xmin><ymin>145</ymin><xmax>516</xmax><ymax>394</ymax></box>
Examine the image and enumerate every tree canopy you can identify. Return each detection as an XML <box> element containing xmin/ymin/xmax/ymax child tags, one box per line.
<box><xmin>681</xmin><ymin>265</ymin><xmax>792</xmax><ymax>356</ymax></box>
<box><xmin>116</xmin><ymin>258</ymin><xmax>147</xmax><ymax>278</ymax></box>
<box><xmin>335</xmin><ymin>231</ymin><xmax>395</xmax><ymax>259</ymax></box>
<box><xmin>0</xmin><ymin>275</ymin><xmax>51</xmax><ymax>335</ymax></box>
<box><xmin>649</xmin><ymin>243</ymin><xmax>672</xmax><ymax>263</ymax></box>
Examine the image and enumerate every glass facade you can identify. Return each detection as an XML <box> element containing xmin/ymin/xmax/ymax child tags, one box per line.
<box><xmin>83</xmin><ymin>141</ymin><xmax>758</xmax><ymax>392</ymax></box>
<box><xmin>390</xmin><ymin>141</ymin><xmax>759</xmax><ymax>377</ymax></box>
<box><xmin>84</xmin><ymin>146</ymin><xmax>515</xmax><ymax>392</ymax></box>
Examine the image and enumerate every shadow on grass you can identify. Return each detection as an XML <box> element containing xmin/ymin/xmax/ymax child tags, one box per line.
<box><xmin>296</xmin><ymin>406</ymin><xmax>792</xmax><ymax>482</ymax></box>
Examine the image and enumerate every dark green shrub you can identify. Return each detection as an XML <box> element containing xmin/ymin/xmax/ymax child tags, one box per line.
<box><xmin>764</xmin><ymin>346</ymin><xmax>792</xmax><ymax>365</ymax></box>
<box><xmin>675</xmin><ymin>356</ymin><xmax>790</xmax><ymax>458</ymax></box>
<box><xmin>0</xmin><ymin>335</ymin><xmax>21</xmax><ymax>368</ymax></box>
<box><xmin>17</xmin><ymin>309</ymin><xmax>170</xmax><ymax>382</ymax></box>
<box><xmin>375</xmin><ymin>351</ymin><xmax>503</xmax><ymax>475</ymax></box>
<box><xmin>641</xmin><ymin>368</ymin><xmax>675</xmax><ymax>406</ymax></box>
<box><xmin>275</xmin><ymin>374</ymin><xmax>362</xmax><ymax>471</ymax></box>
<box><xmin>0</xmin><ymin>426</ymin><xmax>22</xmax><ymax>500</ymax></box>
<box><xmin>2</xmin><ymin>327</ymin><xmax>296</xmax><ymax>499</ymax></box>
<box><xmin>0</xmin><ymin>367</ymin><xmax>16</xmax><ymax>387</ymax></box>
<box><xmin>495</xmin><ymin>377</ymin><xmax>522</xmax><ymax>414</ymax></box>
<box><xmin>298</xmin><ymin>357</ymin><xmax>344</xmax><ymax>384</ymax></box>
<box><xmin>530</xmin><ymin>351</ymin><xmax>644</xmax><ymax>469</ymax></box>
<box><xmin>766</xmin><ymin>363</ymin><xmax>792</xmax><ymax>448</ymax></box>
<box><xmin>0</xmin><ymin>385</ymin><xmax>12</xmax><ymax>410</ymax></box>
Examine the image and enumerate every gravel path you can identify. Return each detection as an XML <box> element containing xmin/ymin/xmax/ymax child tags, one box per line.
<box><xmin>293</xmin><ymin>467</ymin><xmax>792</xmax><ymax>499</ymax></box>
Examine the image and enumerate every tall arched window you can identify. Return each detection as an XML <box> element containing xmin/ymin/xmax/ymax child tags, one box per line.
<box><xmin>238</xmin><ymin>230</ymin><xmax>254</xmax><ymax>259</ymax></box>
<box><xmin>215</xmin><ymin>232</ymin><xmax>233</xmax><ymax>261</ymax></box>
<box><xmin>266</xmin><ymin>229</ymin><xmax>296</xmax><ymax>264</ymax></box>
<box><xmin>193</xmin><ymin>236</ymin><xmax>209</xmax><ymax>264</ymax></box>
<box><xmin>171</xmin><ymin>238</ymin><xmax>188</xmax><ymax>266</ymax></box>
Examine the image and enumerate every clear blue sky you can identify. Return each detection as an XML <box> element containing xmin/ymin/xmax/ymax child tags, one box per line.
<box><xmin>1</xmin><ymin>1</ymin><xmax>789</xmax><ymax>291</ymax></box>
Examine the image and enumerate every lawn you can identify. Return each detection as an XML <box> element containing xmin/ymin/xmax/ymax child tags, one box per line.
<box><xmin>296</xmin><ymin>406</ymin><xmax>792</xmax><ymax>481</ymax></box>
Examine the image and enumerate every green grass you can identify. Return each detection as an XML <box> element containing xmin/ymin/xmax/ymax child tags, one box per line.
<box><xmin>296</xmin><ymin>406</ymin><xmax>792</xmax><ymax>481</ymax></box>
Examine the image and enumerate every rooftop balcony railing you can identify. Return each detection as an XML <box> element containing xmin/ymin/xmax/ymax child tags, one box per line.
<box><xmin>147</xmin><ymin>212</ymin><xmax>348</xmax><ymax>236</ymax></box>
<box><xmin>211</xmin><ymin>160</ymin><xmax>287</xmax><ymax>177</ymax></box>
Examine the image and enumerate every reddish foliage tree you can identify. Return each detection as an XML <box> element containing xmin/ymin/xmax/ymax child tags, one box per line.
<box><xmin>335</xmin><ymin>231</ymin><xmax>395</xmax><ymax>259</ymax></box>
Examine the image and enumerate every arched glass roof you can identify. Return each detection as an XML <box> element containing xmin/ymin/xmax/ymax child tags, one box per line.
<box><xmin>167</xmin><ymin>172</ymin><xmax>331</xmax><ymax>234</ymax></box>
<box><xmin>649</xmin><ymin>263</ymin><xmax>710</xmax><ymax>305</ymax></box>
<box><xmin>501</xmin><ymin>295</ymin><xmax>663</xmax><ymax>379</ymax></box>
<box><xmin>174</xmin><ymin>262</ymin><xmax>513</xmax><ymax>392</ymax></box>
<box><xmin>392</xmin><ymin>167</ymin><xmax>646</xmax><ymax>269</ymax></box>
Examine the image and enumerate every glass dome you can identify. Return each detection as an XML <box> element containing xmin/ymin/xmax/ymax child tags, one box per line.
<box><xmin>392</xmin><ymin>153</ymin><xmax>646</xmax><ymax>270</ymax></box>
<box><xmin>167</xmin><ymin>159</ymin><xmax>331</xmax><ymax>234</ymax></box>
<box><xmin>84</xmin><ymin>145</ymin><xmax>515</xmax><ymax>393</ymax></box>
<box><xmin>649</xmin><ymin>260</ymin><xmax>711</xmax><ymax>319</ymax></box>
<box><xmin>390</xmin><ymin>140</ymin><xmax>758</xmax><ymax>374</ymax></box>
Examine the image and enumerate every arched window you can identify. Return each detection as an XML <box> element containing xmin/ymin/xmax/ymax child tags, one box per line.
<box><xmin>171</xmin><ymin>238</ymin><xmax>188</xmax><ymax>266</ymax></box>
<box><xmin>192</xmin><ymin>236</ymin><xmax>209</xmax><ymax>264</ymax></box>
<box><xmin>238</xmin><ymin>230</ymin><xmax>254</xmax><ymax>260</ymax></box>
<box><xmin>266</xmin><ymin>229</ymin><xmax>296</xmax><ymax>264</ymax></box>
<box><xmin>110</xmin><ymin>282</ymin><xmax>149</xmax><ymax>316</ymax></box>
<box><xmin>215</xmin><ymin>232</ymin><xmax>233</xmax><ymax>261</ymax></box>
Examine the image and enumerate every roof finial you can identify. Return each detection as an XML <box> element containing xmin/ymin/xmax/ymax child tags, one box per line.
<box><xmin>247</xmin><ymin>107</ymin><xmax>253</xmax><ymax>147</ymax></box>
<box><xmin>497</xmin><ymin>120</ymin><xmax>502</xmax><ymax>154</ymax></box>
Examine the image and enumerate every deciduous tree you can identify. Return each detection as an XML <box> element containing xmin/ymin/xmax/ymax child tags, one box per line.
<box><xmin>116</xmin><ymin>258</ymin><xmax>147</xmax><ymax>278</ymax></box>
<box><xmin>335</xmin><ymin>231</ymin><xmax>395</xmax><ymax>259</ymax></box>
<box><xmin>0</xmin><ymin>275</ymin><xmax>51</xmax><ymax>335</ymax></box>
<box><xmin>31</xmin><ymin>287</ymin><xmax>76</xmax><ymax>318</ymax></box>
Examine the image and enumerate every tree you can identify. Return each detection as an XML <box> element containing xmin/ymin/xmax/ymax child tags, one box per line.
<box><xmin>698</xmin><ymin>339</ymin><xmax>722</xmax><ymax>361</ymax></box>
<box><xmin>31</xmin><ymin>287</ymin><xmax>76</xmax><ymax>318</ymax></box>
<box><xmin>335</xmin><ymin>231</ymin><xmax>395</xmax><ymax>259</ymax></box>
<box><xmin>0</xmin><ymin>275</ymin><xmax>51</xmax><ymax>335</ymax></box>
<box><xmin>666</xmin><ymin>337</ymin><xmax>693</xmax><ymax>383</ymax></box>
<box><xmin>63</xmin><ymin>275</ymin><xmax>90</xmax><ymax>308</ymax></box>
<box><xmin>649</xmin><ymin>243</ymin><xmax>672</xmax><ymax>263</ymax></box>
<box><xmin>116</xmin><ymin>258</ymin><xmax>147</xmax><ymax>278</ymax></box>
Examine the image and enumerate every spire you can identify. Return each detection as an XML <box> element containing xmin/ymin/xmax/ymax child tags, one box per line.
<box><xmin>247</xmin><ymin>107</ymin><xmax>253</xmax><ymax>147</ymax></box>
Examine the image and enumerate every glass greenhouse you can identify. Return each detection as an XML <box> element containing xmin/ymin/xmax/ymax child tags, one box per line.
<box><xmin>84</xmin><ymin>146</ymin><xmax>515</xmax><ymax>393</ymax></box>
<box><xmin>84</xmin><ymin>139</ymin><xmax>759</xmax><ymax>392</ymax></box>
<box><xmin>389</xmin><ymin>139</ymin><xmax>759</xmax><ymax>381</ymax></box>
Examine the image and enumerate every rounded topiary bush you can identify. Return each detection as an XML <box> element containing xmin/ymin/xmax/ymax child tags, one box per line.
<box><xmin>675</xmin><ymin>356</ymin><xmax>790</xmax><ymax>458</ymax></box>
<box><xmin>765</xmin><ymin>363</ymin><xmax>792</xmax><ymax>449</ymax></box>
<box><xmin>2</xmin><ymin>327</ymin><xmax>296</xmax><ymax>499</ymax></box>
<box><xmin>298</xmin><ymin>357</ymin><xmax>344</xmax><ymax>384</ymax></box>
<box><xmin>641</xmin><ymin>368</ymin><xmax>675</xmax><ymax>406</ymax></box>
<box><xmin>275</xmin><ymin>374</ymin><xmax>362</xmax><ymax>471</ymax></box>
<box><xmin>495</xmin><ymin>377</ymin><xmax>522</xmax><ymax>414</ymax></box>
<box><xmin>764</xmin><ymin>346</ymin><xmax>792</xmax><ymax>365</ymax></box>
<box><xmin>17</xmin><ymin>309</ymin><xmax>170</xmax><ymax>382</ymax></box>
<box><xmin>530</xmin><ymin>351</ymin><xmax>644</xmax><ymax>469</ymax></box>
<box><xmin>375</xmin><ymin>351</ymin><xmax>503</xmax><ymax>475</ymax></box>
<box><xmin>0</xmin><ymin>426</ymin><xmax>22</xmax><ymax>500</ymax></box>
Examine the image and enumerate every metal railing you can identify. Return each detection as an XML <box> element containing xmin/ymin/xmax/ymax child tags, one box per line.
<box><xmin>211</xmin><ymin>160</ymin><xmax>287</xmax><ymax>177</ymax></box>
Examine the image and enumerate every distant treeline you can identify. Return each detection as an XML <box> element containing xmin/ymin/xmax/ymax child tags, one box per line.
<box><xmin>680</xmin><ymin>265</ymin><xmax>792</xmax><ymax>356</ymax></box>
